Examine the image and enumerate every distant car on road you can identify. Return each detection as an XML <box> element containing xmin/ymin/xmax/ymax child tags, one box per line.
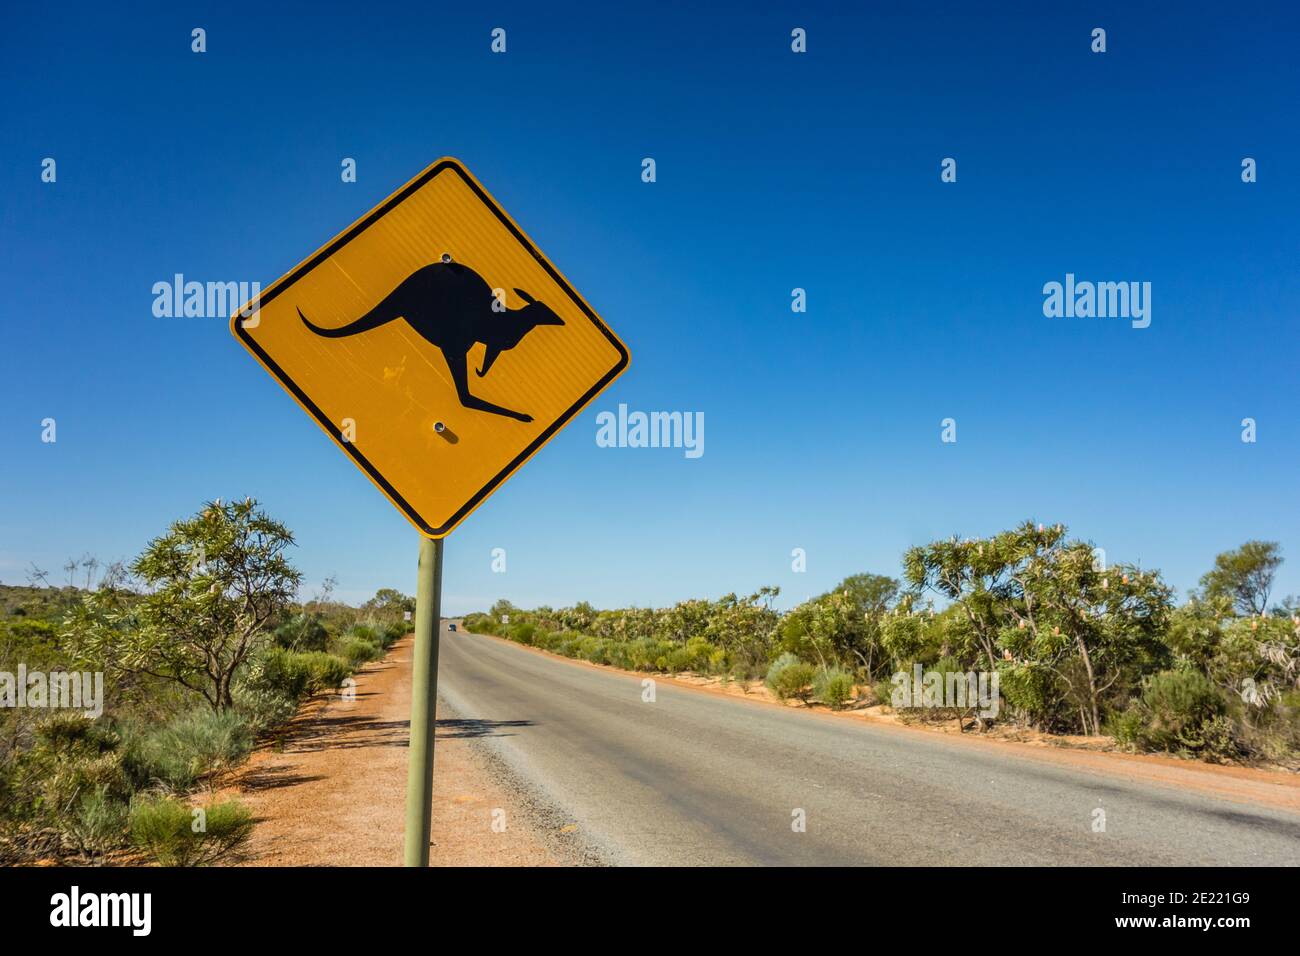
<box><xmin>448</xmin><ymin>623</ymin><xmax>458</xmax><ymax>632</ymax></box>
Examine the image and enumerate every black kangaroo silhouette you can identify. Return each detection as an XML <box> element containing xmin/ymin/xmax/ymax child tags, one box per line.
<box><xmin>298</xmin><ymin>261</ymin><xmax>563</xmax><ymax>423</ymax></box>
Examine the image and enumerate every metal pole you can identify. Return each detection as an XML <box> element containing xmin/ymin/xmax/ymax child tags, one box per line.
<box><xmin>403</xmin><ymin>535</ymin><xmax>443</xmax><ymax>866</ymax></box>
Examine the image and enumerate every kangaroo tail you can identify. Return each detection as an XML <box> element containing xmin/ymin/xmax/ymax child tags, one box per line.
<box><xmin>299</xmin><ymin>297</ymin><xmax>400</xmax><ymax>338</ymax></box>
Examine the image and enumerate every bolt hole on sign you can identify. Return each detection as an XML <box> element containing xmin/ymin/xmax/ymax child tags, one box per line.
<box><xmin>231</xmin><ymin>158</ymin><xmax>630</xmax><ymax>537</ymax></box>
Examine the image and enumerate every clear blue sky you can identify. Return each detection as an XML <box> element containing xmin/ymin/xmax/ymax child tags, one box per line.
<box><xmin>3</xmin><ymin>2</ymin><xmax>1297</xmax><ymax>614</ymax></box>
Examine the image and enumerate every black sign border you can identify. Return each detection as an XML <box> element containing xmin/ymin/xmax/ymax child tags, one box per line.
<box><xmin>234</xmin><ymin>158</ymin><xmax>630</xmax><ymax>537</ymax></box>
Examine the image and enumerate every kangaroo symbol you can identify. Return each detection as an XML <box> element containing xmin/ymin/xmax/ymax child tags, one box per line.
<box><xmin>298</xmin><ymin>261</ymin><xmax>564</xmax><ymax>423</ymax></box>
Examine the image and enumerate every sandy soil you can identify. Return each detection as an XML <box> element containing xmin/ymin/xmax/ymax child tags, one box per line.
<box><xmin>220</xmin><ymin>634</ymin><xmax>561</xmax><ymax>866</ymax></box>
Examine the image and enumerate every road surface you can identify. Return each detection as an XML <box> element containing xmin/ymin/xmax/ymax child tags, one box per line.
<box><xmin>436</xmin><ymin>624</ymin><xmax>1300</xmax><ymax>866</ymax></box>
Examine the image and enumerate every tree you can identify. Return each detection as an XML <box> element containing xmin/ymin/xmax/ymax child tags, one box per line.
<box><xmin>1199</xmin><ymin>541</ymin><xmax>1283</xmax><ymax>616</ymax></box>
<box><xmin>904</xmin><ymin>522</ymin><xmax>1173</xmax><ymax>734</ymax></box>
<box><xmin>780</xmin><ymin>574</ymin><xmax>898</xmax><ymax>676</ymax></box>
<box><xmin>25</xmin><ymin>562</ymin><xmax>50</xmax><ymax>588</ymax></box>
<box><xmin>702</xmin><ymin>588</ymin><xmax>781</xmax><ymax>672</ymax></box>
<box><xmin>63</xmin><ymin>499</ymin><xmax>301</xmax><ymax>711</ymax></box>
<box><xmin>903</xmin><ymin>525</ymin><xmax>1053</xmax><ymax>676</ymax></box>
<box><xmin>1169</xmin><ymin>597</ymin><xmax>1300</xmax><ymax>704</ymax></box>
<box><xmin>830</xmin><ymin>573</ymin><xmax>898</xmax><ymax>675</ymax></box>
<box><xmin>838</xmin><ymin>573</ymin><xmax>899</xmax><ymax>613</ymax></box>
<box><xmin>660</xmin><ymin>599</ymin><xmax>711</xmax><ymax>645</ymax></box>
<box><xmin>1003</xmin><ymin>540</ymin><xmax>1172</xmax><ymax>735</ymax></box>
<box><xmin>363</xmin><ymin>587</ymin><xmax>414</xmax><ymax>619</ymax></box>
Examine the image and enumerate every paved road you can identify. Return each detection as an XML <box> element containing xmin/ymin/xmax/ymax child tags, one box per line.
<box><xmin>436</xmin><ymin>624</ymin><xmax>1300</xmax><ymax>866</ymax></box>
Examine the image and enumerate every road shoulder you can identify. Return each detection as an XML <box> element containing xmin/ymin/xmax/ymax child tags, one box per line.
<box><xmin>220</xmin><ymin>634</ymin><xmax>572</xmax><ymax>866</ymax></box>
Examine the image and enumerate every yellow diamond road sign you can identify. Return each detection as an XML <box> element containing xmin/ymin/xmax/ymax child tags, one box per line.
<box><xmin>232</xmin><ymin>157</ymin><xmax>630</xmax><ymax>537</ymax></box>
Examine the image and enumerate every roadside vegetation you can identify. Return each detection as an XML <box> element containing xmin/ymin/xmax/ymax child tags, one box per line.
<box><xmin>466</xmin><ymin>522</ymin><xmax>1300</xmax><ymax>767</ymax></box>
<box><xmin>0</xmin><ymin>499</ymin><xmax>413</xmax><ymax>865</ymax></box>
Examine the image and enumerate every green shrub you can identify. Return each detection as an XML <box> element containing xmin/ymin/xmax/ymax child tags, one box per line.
<box><xmin>614</xmin><ymin>644</ymin><xmax>635</xmax><ymax>669</ymax></box>
<box><xmin>764</xmin><ymin>653</ymin><xmax>797</xmax><ymax>689</ymax></box>
<box><xmin>231</xmin><ymin>682</ymin><xmax>297</xmax><ymax>734</ymax></box>
<box><xmin>230</xmin><ymin>650</ymin><xmax>313</xmax><ymax>731</ymax></box>
<box><xmin>871</xmin><ymin>678</ymin><xmax>896</xmax><ymax>707</ymax></box>
<box><xmin>1232</xmin><ymin>688</ymin><xmax>1300</xmax><ymax>761</ymax></box>
<box><xmin>766</xmin><ymin>653</ymin><xmax>815</xmax><ymax>703</ymax></box>
<box><xmin>273</xmin><ymin>613</ymin><xmax>329</xmax><ymax>652</ymax></box>
<box><xmin>1107</xmin><ymin>706</ymin><xmax>1147</xmax><ymax>748</ymax></box>
<box><xmin>261</xmin><ymin>648</ymin><xmax>351</xmax><ymax>699</ymax></box>
<box><xmin>39</xmin><ymin>747</ymin><xmax>128</xmax><ymax>808</ymax></box>
<box><xmin>574</xmin><ymin>636</ymin><xmax>610</xmax><ymax>664</ymax></box>
<box><xmin>23</xmin><ymin>717</ymin><xmax>132</xmax><ymax>839</ymax></box>
<box><xmin>627</xmin><ymin>637</ymin><xmax>658</xmax><ymax>670</ymax></box>
<box><xmin>1111</xmin><ymin>669</ymin><xmax>1234</xmax><ymax>757</ymax></box>
<box><xmin>35</xmin><ymin>712</ymin><xmax>119</xmax><ymax>754</ymax></box>
<box><xmin>301</xmin><ymin>652</ymin><xmax>351</xmax><ymax>692</ymax></box>
<box><xmin>1141</xmin><ymin>669</ymin><xmax>1226</xmax><ymax>746</ymax></box>
<box><xmin>461</xmin><ymin>613</ymin><xmax>496</xmax><ymax>635</ymax></box>
<box><xmin>528</xmin><ymin>629</ymin><xmax>557</xmax><ymax>651</ymax></box>
<box><xmin>129</xmin><ymin>797</ymin><xmax>254</xmax><ymax>866</ymax></box>
<box><xmin>337</xmin><ymin>635</ymin><xmax>382</xmax><ymax>666</ymax></box>
<box><xmin>814</xmin><ymin>667</ymin><xmax>856</xmax><ymax>710</ymax></box>
<box><xmin>625</xmin><ymin>637</ymin><xmax>678</xmax><ymax>671</ymax></box>
<box><xmin>260</xmin><ymin>647</ymin><xmax>310</xmax><ymax>698</ymax></box>
<box><xmin>662</xmin><ymin>636</ymin><xmax>726</xmax><ymax>673</ymax></box>
<box><xmin>665</xmin><ymin>647</ymin><xmax>693</xmax><ymax>674</ymax></box>
<box><xmin>729</xmin><ymin>661</ymin><xmax>765</xmax><ymax>691</ymax></box>
<box><xmin>345</xmin><ymin>624</ymin><xmax>379</xmax><ymax>645</ymax></box>
<box><xmin>378</xmin><ymin>621</ymin><xmax>407</xmax><ymax>647</ymax></box>
<box><xmin>507</xmin><ymin>622</ymin><xmax>537</xmax><ymax>645</ymax></box>
<box><xmin>778</xmin><ymin>664</ymin><xmax>816</xmax><ymax>702</ymax></box>
<box><xmin>1200</xmin><ymin>715</ymin><xmax>1239</xmax><ymax>760</ymax></box>
<box><xmin>996</xmin><ymin>662</ymin><xmax>1072</xmax><ymax>731</ymax></box>
<box><xmin>130</xmin><ymin>708</ymin><xmax>254</xmax><ymax>792</ymax></box>
<box><xmin>64</xmin><ymin>785</ymin><xmax>130</xmax><ymax>861</ymax></box>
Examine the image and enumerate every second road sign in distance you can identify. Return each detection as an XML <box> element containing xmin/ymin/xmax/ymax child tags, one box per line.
<box><xmin>232</xmin><ymin>157</ymin><xmax>630</xmax><ymax>537</ymax></box>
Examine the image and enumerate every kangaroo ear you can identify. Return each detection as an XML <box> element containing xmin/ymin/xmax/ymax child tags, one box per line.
<box><xmin>513</xmin><ymin>288</ymin><xmax>536</xmax><ymax>305</ymax></box>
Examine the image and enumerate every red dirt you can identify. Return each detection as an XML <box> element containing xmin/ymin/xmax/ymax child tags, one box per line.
<box><xmin>221</xmin><ymin>634</ymin><xmax>558</xmax><ymax>866</ymax></box>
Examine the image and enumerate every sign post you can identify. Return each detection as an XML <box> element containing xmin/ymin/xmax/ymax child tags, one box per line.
<box><xmin>232</xmin><ymin>157</ymin><xmax>629</xmax><ymax>866</ymax></box>
<box><xmin>403</xmin><ymin>536</ymin><xmax>443</xmax><ymax>866</ymax></box>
